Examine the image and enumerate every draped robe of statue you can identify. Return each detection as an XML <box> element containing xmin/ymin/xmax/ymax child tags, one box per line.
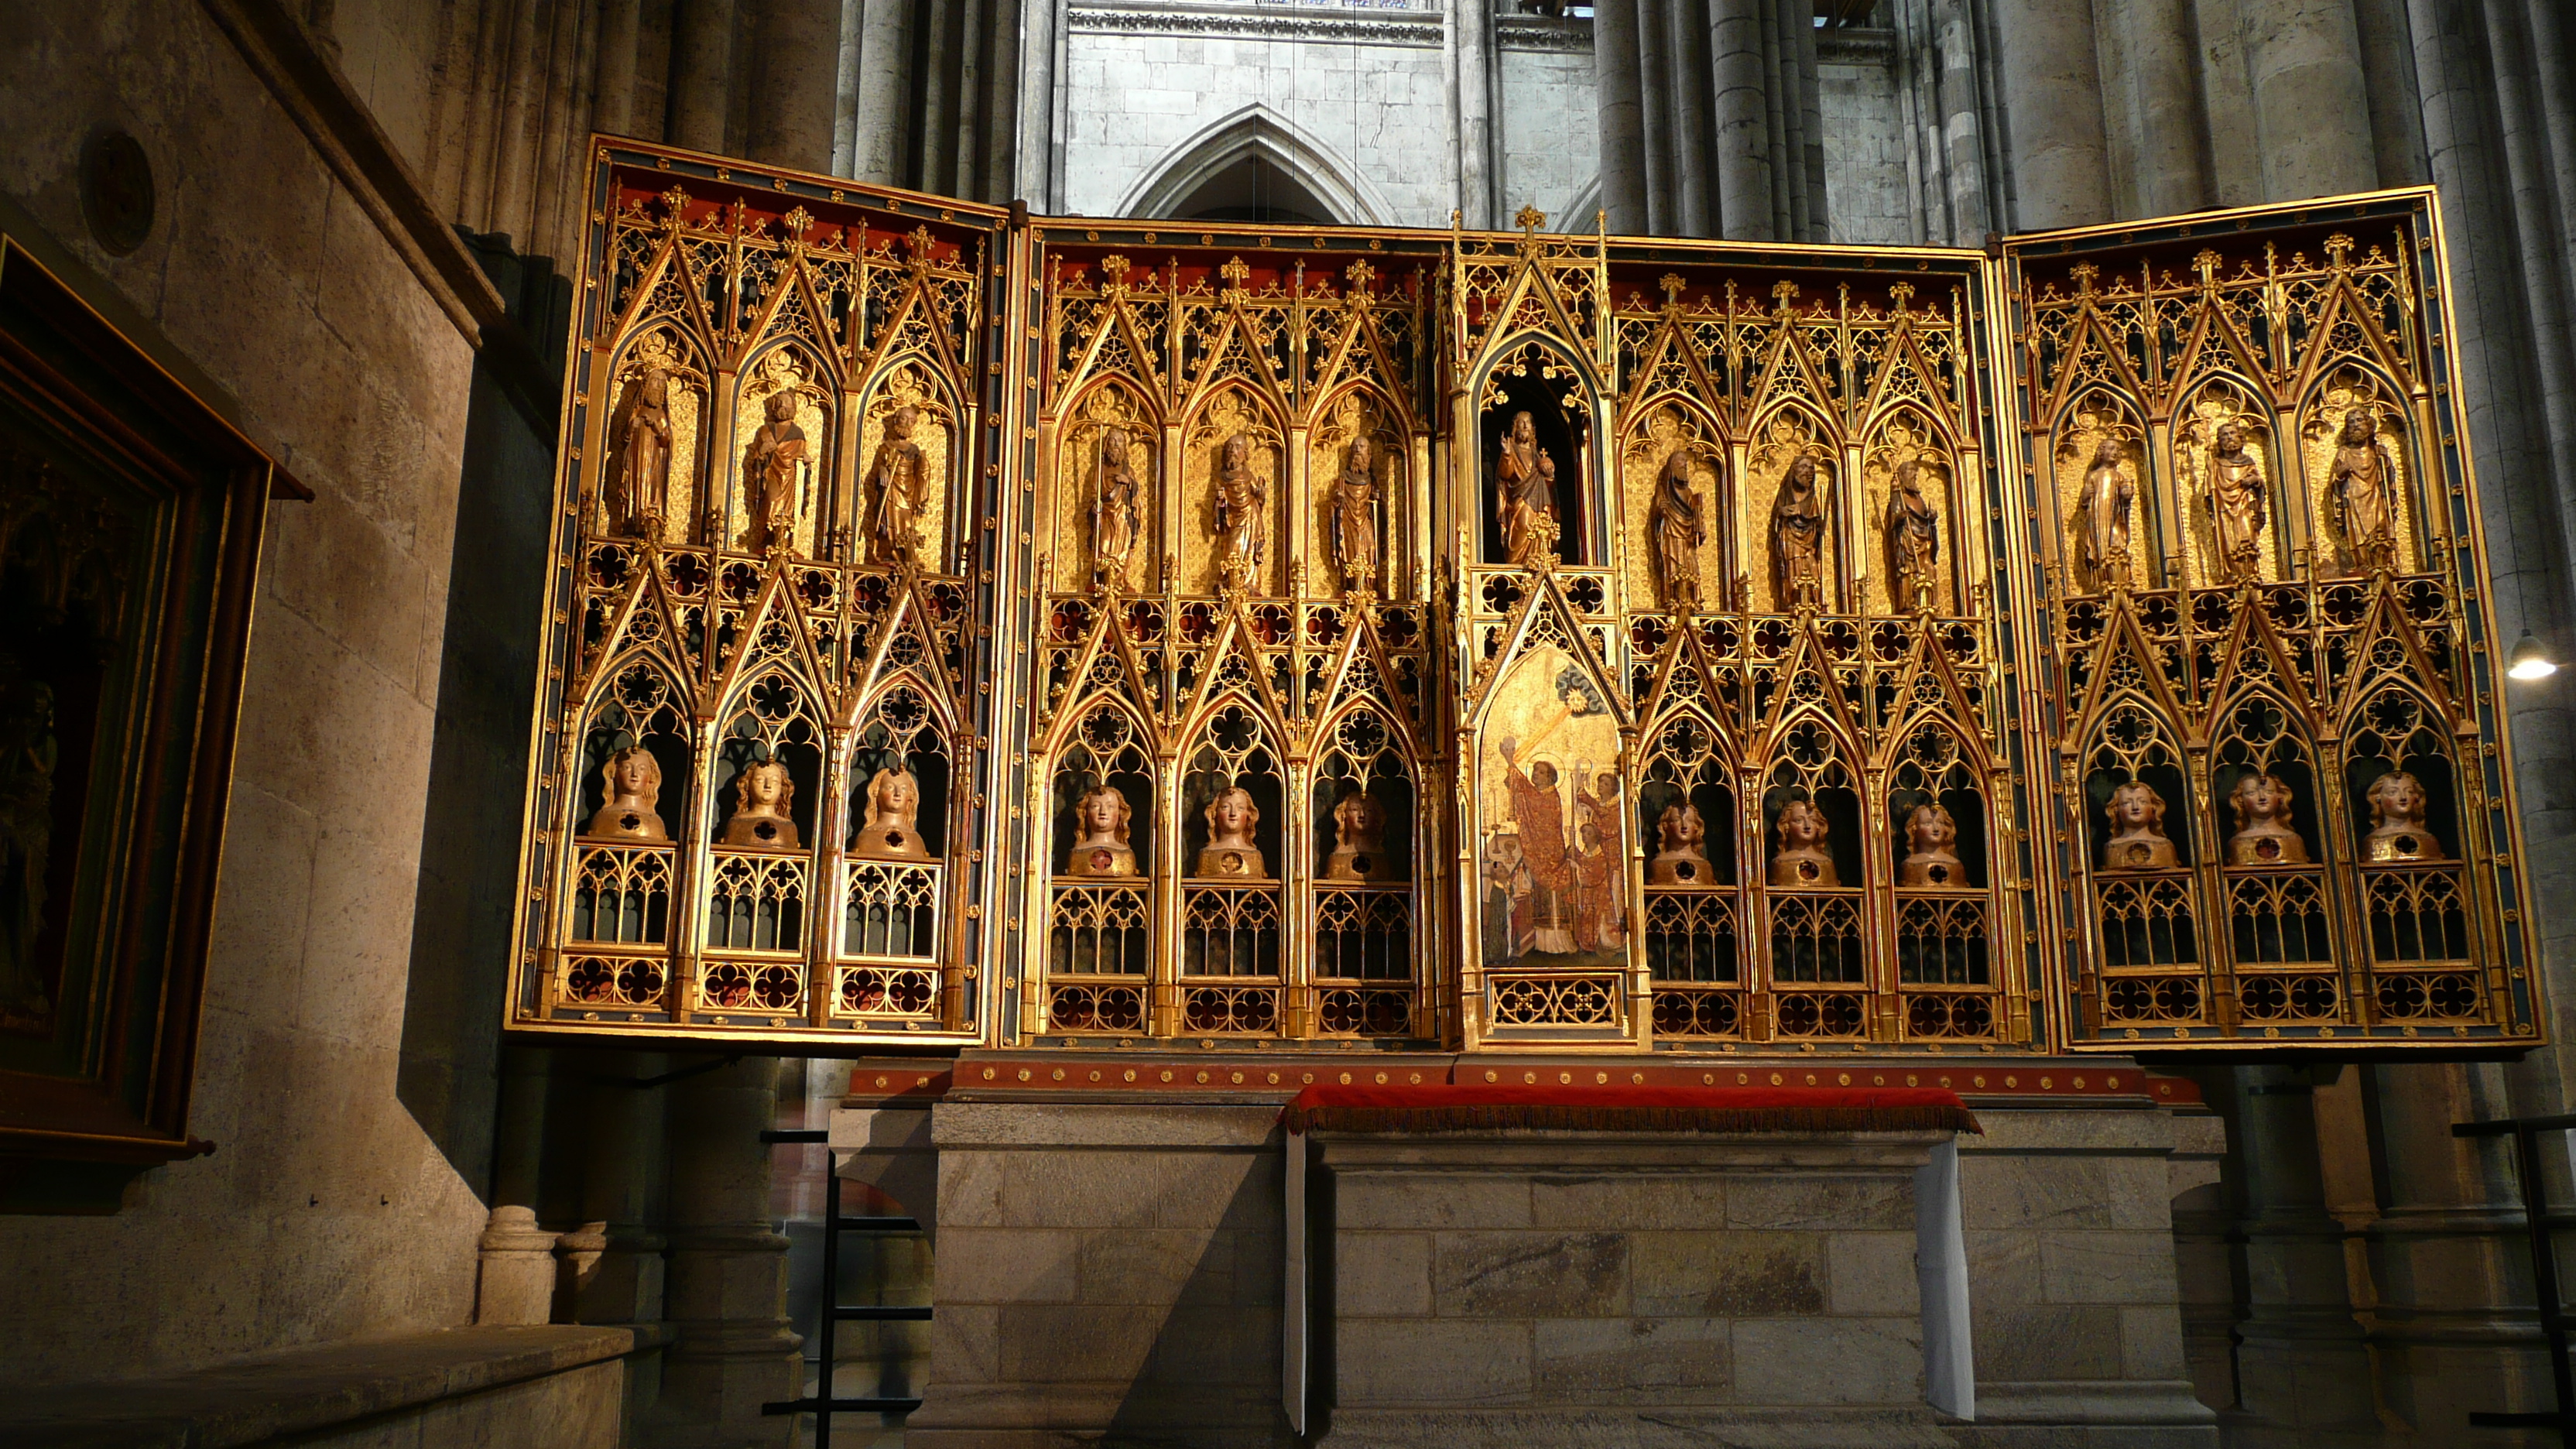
<box><xmin>1334</xmin><ymin>438</ymin><xmax>1380</xmax><ymax>592</ymax></box>
<box><xmin>1496</xmin><ymin>412</ymin><xmax>1558</xmax><ymax>566</ymax></box>
<box><xmin>864</xmin><ymin>406</ymin><xmax>930</xmax><ymax>565</ymax></box>
<box><xmin>2072</xmin><ymin>439</ymin><xmax>2133</xmax><ymax>591</ymax></box>
<box><xmin>1769</xmin><ymin>455</ymin><xmax>1828</xmax><ymax>607</ymax></box>
<box><xmin>2208</xmin><ymin>424</ymin><xmax>2266</xmax><ymax>584</ymax></box>
<box><xmin>1212</xmin><ymin>432</ymin><xmax>1268</xmax><ymax>591</ymax></box>
<box><xmin>1091</xmin><ymin>427</ymin><xmax>1142</xmax><ymax>587</ymax></box>
<box><xmin>1883</xmin><ymin>461</ymin><xmax>1941</xmax><ymax>611</ymax></box>
<box><xmin>614</xmin><ymin>368</ymin><xmax>673</xmax><ymax>537</ymax></box>
<box><xmin>1649</xmin><ymin>448</ymin><xmax>1706</xmax><ymax>611</ymax></box>
<box><xmin>2330</xmin><ymin>409</ymin><xmax>2401</xmax><ymax>572</ymax></box>
<box><xmin>742</xmin><ymin>392</ymin><xmax>808</xmax><ymax>553</ymax></box>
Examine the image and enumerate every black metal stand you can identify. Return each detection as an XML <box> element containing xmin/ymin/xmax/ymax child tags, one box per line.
<box><xmin>760</xmin><ymin>1127</ymin><xmax>928</xmax><ymax>1447</ymax></box>
<box><xmin>2454</xmin><ymin>1111</ymin><xmax>2576</xmax><ymax>1442</ymax></box>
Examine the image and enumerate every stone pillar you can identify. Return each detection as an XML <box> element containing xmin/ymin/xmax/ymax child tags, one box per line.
<box><xmin>2365</xmin><ymin>1061</ymin><xmax>2543</xmax><ymax>1437</ymax></box>
<box><xmin>853</xmin><ymin>0</ymin><xmax>915</xmax><ymax>188</ymax></box>
<box><xmin>1593</xmin><ymin>0</ymin><xmax>1651</xmax><ymax>232</ymax></box>
<box><xmin>1711</xmin><ymin>0</ymin><xmax>1773</xmax><ymax>239</ymax></box>
<box><xmin>1924</xmin><ymin>0</ymin><xmax>1990</xmax><ymax>242</ymax></box>
<box><xmin>668</xmin><ymin>0</ymin><xmax>739</xmax><ymax>153</ymax></box>
<box><xmin>1455</xmin><ymin>0</ymin><xmax>1497</xmax><ymax>228</ymax></box>
<box><xmin>745</xmin><ymin>0</ymin><xmax>841</xmax><ymax>173</ymax></box>
<box><xmin>2228</xmin><ymin>1066</ymin><xmax>2379</xmax><ymax>1444</ymax></box>
<box><xmin>1635</xmin><ymin>0</ymin><xmax>1678</xmax><ymax>231</ymax></box>
<box><xmin>1664</xmin><ymin>0</ymin><xmax>1715</xmax><ymax>235</ymax></box>
<box><xmin>595</xmin><ymin>0</ymin><xmax>645</xmax><ymax>139</ymax></box>
<box><xmin>475</xmin><ymin>1045</ymin><xmax>558</xmax><ymax>1326</ymax></box>
<box><xmin>1984</xmin><ymin>0</ymin><xmax>2110</xmax><ymax>228</ymax></box>
<box><xmin>656</xmin><ymin>1056</ymin><xmax>799</xmax><ymax>1449</ymax></box>
<box><xmin>2240</xmin><ymin>0</ymin><xmax>2377</xmax><ymax>200</ymax></box>
<box><xmin>2094</xmin><ymin>0</ymin><xmax>2210</xmax><ymax>217</ymax></box>
<box><xmin>2352</xmin><ymin>0</ymin><xmax>2428</xmax><ymax>183</ymax></box>
<box><xmin>1794</xmin><ymin>0</ymin><xmax>1826</xmax><ymax>235</ymax></box>
<box><xmin>558</xmin><ymin>1051</ymin><xmax>670</xmax><ymax>1325</ymax></box>
<box><xmin>2193</xmin><ymin>0</ymin><xmax>2268</xmax><ymax>205</ymax></box>
<box><xmin>1771</xmin><ymin>0</ymin><xmax>1813</xmax><ymax>238</ymax></box>
<box><xmin>976</xmin><ymin>0</ymin><xmax>1021</xmax><ymax>201</ymax></box>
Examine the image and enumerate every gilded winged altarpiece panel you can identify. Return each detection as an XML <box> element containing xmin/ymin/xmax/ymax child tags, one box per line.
<box><xmin>506</xmin><ymin>146</ymin><xmax>2537</xmax><ymax>1060</ymax></box>
<box><xmin>2004</xmin><ymin>191</ymin><xmax>2540</xmax><ymax>1050</ymax></box>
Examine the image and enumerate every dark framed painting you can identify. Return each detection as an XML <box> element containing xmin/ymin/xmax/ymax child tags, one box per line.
<box><xmin>0</xmin><ymin>233</ymin><xmax>293</xmax><ymax>1208</ymax></box>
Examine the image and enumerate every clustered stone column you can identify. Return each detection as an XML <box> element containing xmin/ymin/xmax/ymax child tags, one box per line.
<box><xmin>656</xmin><ymin>1056</ymin><xmax>800</xmax><ymax>1449</ymax></box>
<box><xmin>1591</xmin><ymin>0</ymin><xmax>1829</xmax><ymax>239</ymax></box>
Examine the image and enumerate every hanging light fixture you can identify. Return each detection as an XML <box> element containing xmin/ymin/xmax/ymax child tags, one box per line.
<box><xmin>2508</xmin><ymin>629</ymin><xmax>2557</xmax><ymax>681</ymax></box>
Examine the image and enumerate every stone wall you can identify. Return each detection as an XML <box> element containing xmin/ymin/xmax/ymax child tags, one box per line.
<box><xmin>1498</xmin><ymin>17</ymin><xmax>1600</xmax><ymax>224</ymax></box>
<box><xmin>1057</xmin><ymin>12</ymin><xmax>1458</xmax><ymax>225</ymax></box>
<box><xmin>909</xmin><ymin>1101</ymin><xmax>1292</xmax><ymax>1448</ymax></box>
<box><xmin>1818</xmin><ymin>29</ymin><xmax>1913</xmax><ymax>245</ymax></box>
<box><xmin>1317</xmin><ymin>1130</ymin><xmax>1948</xmax><ymax>1446</ymax></box>
<box><xmin>0</xmin><ymin>0</ymin><xmax>493</xmax><ymax>1382</ymax></box>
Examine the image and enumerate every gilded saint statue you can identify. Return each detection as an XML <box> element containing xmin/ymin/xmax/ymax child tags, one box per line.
<box><xmin>1495</xmin><ymin>410</ymin><xmax>1558</xmax><ymax>566</ymax></box>
<box><xmin>850</xmin><ymin>766</ymin><xmax>933</xmax><ymax>861</ymax></box>
<box><xmin>2330</xmin><ymin>407</ymin><xmax>2402</xmax><ymax>574</ymax></box>
<box><xmin>1898</xmin><ymin>803</ymin><xmax>1966</xmax><ymax>886</ymax></box>
<box><xmin>2364</xmin><ymin>770</ymin><xmax>2445</xmax><ymax>862</ymax></box>
<box><xmin>1883</xmin><ymin>459</ymin><xmax>1941</xmax><ymax>612</ymax></box>
<box><xmin>1324</xmin><ymin>788</ymin><xmax>1392</xmax><ymax>881</ymax></box>
<box><xmin>1211</xmin><ymin>432</ymin><xmax>1269</xmax><ymax>592</ymax></box>
<box><xmin>611</xmin><ymin>367</ymin><xmax>673</xmax><ymax>539</ymax></box>
<box><xmin>2100</xmin><ymin>780</ymin><xmax>2180</xmax><ymax>871</ymax></box>
<box><xmin>1769</xmin><ymin>453</ymin><xmax>1828</xmax><ymax>608</ymax></box>
<box><xmin>863</xmin><ymin>405</ymin><xmax>930</xmax><ymax>567</ymax></box>
<box><xmin>1091</xmin><ymin>426</ymin><xmax>1142</xmax><ymax>590</ymax></box>
<box><xmin>1194</xmin><ymin>786</ymin><xmax>1268</xmax><ymax>879</ymax></box>
<box><xmin>2071</xmin><ymin>437</ymin><xmax>2134</xmax><ymax>593</ymax></box>
<box><xmin>718</xmin><ymin>759</ymin><xmax>800</xmax><ymax>850</ymax></box>
<box><xmin>2207</xmin><ymin>422</ymin><xmax>2266</xmax><ymax>584</ymax></box>
<box><xmin>581</xmin><ymin>745</ymin><xmax>670</xmax><ymax>842</ymax></box>
<box><xmin>2225</xmin><ymin>773</ymin><xmax>2309</xmax><ymax>865</ymax></box>
<box><xmin>1063</xmin><ymin>785</ymin><xmax>1138</xmax><ymax>877</ymax></box>
<box><xmin>1648</xmin><ymin>801</ymin><xmax>1714</xmax><ymax>885</ymax></box>
<box><xmin>742</xmin><ymin>391</ymin><xmax>809</xmax><ymax>554</ymax></box>
<box><xmin>1768</xmin><ymin>798</ymin><xmax>1838</xmax><ymax>886</ymax></box>
<box><xmin>1649</xmin><ymin>447</ymin><xmax>1707</xmax><ymax>612</ymax></box>
<box><xmin>1333</xmin><ymin>437</ymin><xmax>1381</xmax><ymax>594</ymax></box>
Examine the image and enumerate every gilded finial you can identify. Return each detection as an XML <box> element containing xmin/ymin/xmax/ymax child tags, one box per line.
<box><xmin>1516</xmin><ymin>204</ymin><xmax>1547</xmax><ymax>233</ymax></box>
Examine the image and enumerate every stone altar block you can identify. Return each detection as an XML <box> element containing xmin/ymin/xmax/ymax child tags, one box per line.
<box><xmin>1307</xmin><ymin>1129</ymin><xmax>1958</xmax><ymax>1448</ymax></box>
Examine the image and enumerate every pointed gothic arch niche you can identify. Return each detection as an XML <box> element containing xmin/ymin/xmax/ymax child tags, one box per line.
<box><xmin>601</xmin><ymin>324</ymin><xmax>707</xmax><ymax>546</ymax></box>
<box><xmin>1480</xmin><ymin>339</ymin><xmax>1596</xmax><ymax>566</ymax></box>
<box><xmin>1118</xmin><ymin>104</ymin><xmax>1394</xmax><ymax>226</ymax></box>
<box><xmin>2054</xmin><ymin>389</ymin><xmax>2153</xmax><ymax>594</ymax></box>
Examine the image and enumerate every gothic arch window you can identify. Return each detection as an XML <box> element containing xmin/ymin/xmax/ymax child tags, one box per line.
<box><xmin>1117</xmin><ymin>104</ymin><xmax>1395</xmax><ymax>226</ymax></box>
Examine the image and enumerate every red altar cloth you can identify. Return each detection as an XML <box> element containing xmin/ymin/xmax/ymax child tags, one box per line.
<box><xmin>1281</xmin><ymin>1083</ymin><xmax>1980</xmax><ymax>1136</ymax></box>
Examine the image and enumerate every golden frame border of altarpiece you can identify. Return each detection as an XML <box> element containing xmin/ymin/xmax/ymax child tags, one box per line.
<box><xmin>504</xmin><ymin>136</ymin><xmax>2543</xmax><ymax>1061</ymax></box>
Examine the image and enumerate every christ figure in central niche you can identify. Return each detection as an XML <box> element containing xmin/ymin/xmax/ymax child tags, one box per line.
<box><xmin>1495</xmin><ymin>410</ymin><xmax>1559</xmax><ymax>566</ymax></box>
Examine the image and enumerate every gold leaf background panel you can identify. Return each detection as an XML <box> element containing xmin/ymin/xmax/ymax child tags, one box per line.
<box><xmin>1620</xmin><ymin>400</ymin><xmax>1729</xmax><ymax>614</ymax></box>
<box><xmin>857</xmin><ymin>360</ymin><xmax>955</xmax><ymax>572</ymax></box>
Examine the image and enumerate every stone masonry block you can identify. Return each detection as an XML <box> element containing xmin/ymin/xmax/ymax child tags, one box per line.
<box><xmin>1732</xmin><ymin>1317</ymin><xmax>1924</xmax><ymax>1406</ymax></box>
<box><xmin>997</xmin><ymin>1304</ymin><xmax>1163</xmax><ymax>1383</ymax></box>
<box><xmin>2038</xmin><ymin>1231</ymin><xmax>2180</xmax><ymax>1306</ymax></box>
<box><xmin>1829</xmin><ymin>1231</ymin><xmax>1922</xmax><ymax>1317</ymax></box>
<box><xmin>1972</xmin><ymin>1303</ymin><xmax>2125</xmax><ymax>1382</ymax></box>
<box><xmin>1339</xmin><ymin>1173</ymin><xmax>1530</xmax><ymax>1229</ymax></box>
<box><xmin>1728</xmin><ymin>1174</ymin><xmax>1912</xmax><ymax>1231</ymax></box>
<box><xmin>1530</xmin><ymin>1174</ymin><xmax>1726</xmax><ymax>1229</ymax></box>
<box><xmin>1961</xmin><ymin>1156</ymin><xmax>2115</xmax><ymax>1231</ymax></box>
<box><xmin>1337</xmin><ymin>1231</ymin><xmax>1433</xmax><ymax>1317</ymax></box>
<box><xmin>1433</xmin><ymin>1231</ymin><xmax>1629</xmax><ymax>1317</ymax></box>
<box><xmin>1631</xmin><ymin>1231</ymin><xmax>1826</xmax><ymax>1317</ymax></box>
<box><xmin>926</xmin><ymin>1303</ymin><xmax>1000</xmax><ymax>1388</ymax></box>
<box><xmin>1146</xmin><ymin>1304</ymin><xmax>1279</xmax><ymax>1387</ymax></box>
<box><xmin>1532</xmin><ymin>1317</ymin><xmax>1732</xmax><ymax>1403</ymax></box>
<box><xmin>2119</xmin><ymin>1303</ymin><xmax>2191</xmax><ymax>1379</ymax></box>
<box><xmin>938</xmin><ymin>1228</ymin><xmax>1077</xmax><ymax>1304</ymax></box>
<box><xmin>1077</xmin><ymin>1227</ymin><xmax>1229</xmax><ymax>1307</ymax></box>
<box><xmin>1336</xmin><ymin>1320</ymin><xmax>1533</xmax><ymax>1406</ymax></box>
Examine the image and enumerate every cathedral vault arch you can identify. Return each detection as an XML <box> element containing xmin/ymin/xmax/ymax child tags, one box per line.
<box><xmin>1116</xmin><ymin>104</ymin><xmax>1396</xmax><ymax>228</ymax></box>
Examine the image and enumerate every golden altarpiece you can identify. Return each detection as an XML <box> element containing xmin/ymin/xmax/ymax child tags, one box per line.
<box><xmin>505</xmin><ymin>139</ymin><xmax>2543</xmax><ymax>1060</ymax></box>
